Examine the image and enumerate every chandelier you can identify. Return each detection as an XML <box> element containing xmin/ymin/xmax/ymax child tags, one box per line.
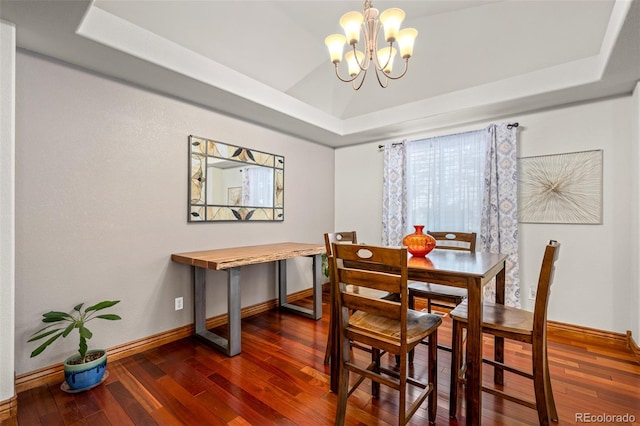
<box><xmin>325</xmin><ymin>0</ymin><xmax>418</xmax><ymax>90</ymax></box>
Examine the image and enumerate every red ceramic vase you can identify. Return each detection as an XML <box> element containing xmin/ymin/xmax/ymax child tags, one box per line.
<box><xmin>402</xmin><ymin>225</ymin><xmax>436</xmax><ymax>257</ymax></box>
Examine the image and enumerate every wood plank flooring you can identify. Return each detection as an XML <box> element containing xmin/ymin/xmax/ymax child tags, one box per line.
<box><xmin>5</xmin><ymin>298</ymin><xmax>640</xmax><ymax>425</ymax></box>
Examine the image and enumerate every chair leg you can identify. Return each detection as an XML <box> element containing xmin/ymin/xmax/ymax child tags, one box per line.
<box><xmin>372</xmin><ymin>348</ymin><xmax>381</xmax><ymax>398</ymax></box>
<box><xmin>449</xmin><ymin>320</ymin><xmax>463</xmax><ymax>418</ymax></box>
<box><xmin>532</xmin><ymin>342</ymin><xmax>552</xmax><ymax>426</ymax></box>
<box><xmin>324</xmin><ymin>312</ymin><xmax>333</xmax><ymax>365</ymax></box>
<box><xmin>428</xmin><ymin>331</ymin><xmax>438</xmax><ymax>424</ymax></box>
<box><xmin>334</xmin><ymin>335</ymin><xmax>351</xmax><ymax>426</ymax></box>
<box><xmin>398</xmin><ymin>351</ymin><xmax>408</xmax><ymax>426</ymax></box>
<box><xmin>324</xmin><ymin>283</ymin><xmax>336</xmax><ymax>365</ymax></box>
<box><xmin>409</xmin><ymin>293</ymin><xmax>416</xmax><ymax>363</ymax></box>
<box><xmin>544</xmin><ymin>341</ymin><xmax>558</xmax><ymax>421</ymax></box>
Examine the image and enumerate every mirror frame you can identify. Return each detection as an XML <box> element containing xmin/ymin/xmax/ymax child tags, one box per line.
<box><xmin>188</xmin><ymin>135</ymin><xmax>284</xmax><ymax>222</ymax></box>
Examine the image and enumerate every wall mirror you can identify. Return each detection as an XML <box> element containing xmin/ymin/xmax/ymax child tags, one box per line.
<box><xmin>188</xmin><ymin>135</ymin><xmax>284</xmax><ymax>221</ymax></box>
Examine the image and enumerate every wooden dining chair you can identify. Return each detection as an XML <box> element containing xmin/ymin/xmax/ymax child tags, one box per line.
<box><xmin>323</xmin><ymin>231</ymin><xmax>358</xmax><ymax>365</ymax></box>
<box><xmin>449</xmin><ymin>240</ymin><xmax>561</xmax><ymax>425</ymax></box>
<box><xmin>408</xmin><ymin>231</ymin><xmax>475</xmax><ymax>356</ymax></box>
<box><xmin>324</xmin><ymin>231</ymin><xmax>394</xmax><ymax>368</ymax></box>
<box><xmin>332</xmin><ymin>243</ymin><xmax>442</xmax><ymax>425</ymax></box>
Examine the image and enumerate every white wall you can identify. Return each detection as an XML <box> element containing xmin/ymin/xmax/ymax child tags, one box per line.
<box><xmin>14</xmin><ymin>51</ymin><xmax>334</xmax><ymax>375</ymax></box>
<box><xmin>0</xmin><ymin>20</ymin><xmax>16</xmax><ymax>404</ymax></box>
<box><xmin>632</xmin><ymin>82</ymin><xmax>640</xmax><ymax>341</ymax></box>
<box><xmin>335</xmin><ymin>95</ymin><xmax>637</xmax><ymax>334</ymax></box>
<box><xmin>517</xmin><ymin>97</ymin><xmax>634</xmax><ymax>332</ymax></box>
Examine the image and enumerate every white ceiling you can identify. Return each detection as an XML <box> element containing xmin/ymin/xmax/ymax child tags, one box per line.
<box><xmin>1</xmin><ymin>0</ymin><xmax>639</xmax><ymax>147</ymax></box>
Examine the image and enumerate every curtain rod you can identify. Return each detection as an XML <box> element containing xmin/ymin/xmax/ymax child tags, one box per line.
<box><xmin>377</xmin><ymin>122</ymin><xmax>519</xmax><ymax>149</ymax></box>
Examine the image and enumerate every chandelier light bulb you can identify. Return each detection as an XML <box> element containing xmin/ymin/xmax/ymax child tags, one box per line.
<box><xmin>377</xmin><ymin>47</ymin><xmax>397</xmax><ymax>74</ymax></box>
<box><xmin>325</xmin><ymin>34</ymin><xmax>346</xmax><ymax>63</ymax></box>
<box><xmin>397</xmin><ymin>28</ymin><xmax>418</xmax><ymax>58</ymax></box>
<box><xmin>379</xmin><ymin>8</ymin><xmax>405</xmax><ymax>42</ymax></box>
<box><xmin>345</xmin><ymin>50</ymin><xmax>365</xmax><ymax>77</ymax></box>
<box><xmin>339</xmin><ymin>11</ymin><xmax>364</xmax><ymax>45</ymax></box>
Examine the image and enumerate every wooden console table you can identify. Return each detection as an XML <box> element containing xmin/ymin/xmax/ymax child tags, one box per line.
<box><xmin>171</xmin><ymin>242</ymin><xmax>325</xmax><ymax>356</ymax></box>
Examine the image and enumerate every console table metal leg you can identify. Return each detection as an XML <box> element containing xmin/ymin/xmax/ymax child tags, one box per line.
<box><xmin>194</xmin><ymin>267</ymin><xmax>207</xmax><ymax>335</ymax></box>
<box><xmin>192</xmin><ymin>265</ymin><xmax>242</xmax><ymax>356</ymax></box>
<box><xmin>278</xmin><ymin>256</ymin><xmax>323</xmax><ymax>320</ymax></box>
<box><xmin>227</xmin><ymin>266</ymin><xmax>241</xmax><ymax>356</ymax></box>
<box><xmin>312</xmin><ymin>254</ymin><xmax>322</xmax><ymax>319</ymax></box>
<box><xmin>278</xmin><ymin>259</ymin><xmax>287</xmax><ymax>308</ymax></box>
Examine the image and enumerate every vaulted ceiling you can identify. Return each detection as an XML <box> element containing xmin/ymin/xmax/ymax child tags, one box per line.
<box><xmin>2</xmin><ymin>0</ymin><xmax>639</xmax><ymax>147</ymax></box>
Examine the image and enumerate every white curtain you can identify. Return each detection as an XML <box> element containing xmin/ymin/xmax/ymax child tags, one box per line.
<box><xmin>242</xmin><ymin>166</ymin><xmax>273</xmax><ymax>207</ymax></box>
<box><xmin>480</xmin><ymin>124</ymin><xmax>520</xmax><ymax>306</ymax></box>
<box><xmin>406</xmin><ymin>130</ymin><xmax>487</xmax><ymax>234</ymax></box>
<box><xmin>382</xmin><ymin>142</ymin><xmax>407</xmax><ymax>246</ymax></box>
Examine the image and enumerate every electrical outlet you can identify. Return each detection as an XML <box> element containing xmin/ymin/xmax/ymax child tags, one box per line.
<box><xmin>528</xmin><ymin>288</ymin><xmax>536</xmax><ymax>300</ymax></box>
<box><xmin>175</xmin><ymin>297</ymin><xmax>183</xmax><ymax>311</ymax></box>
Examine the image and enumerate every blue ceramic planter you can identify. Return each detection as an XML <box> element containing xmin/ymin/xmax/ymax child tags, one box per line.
<box><xmin>64</xmin><ymin>349</ymin><xmax>107</xmax><ymax>391</ymax></box>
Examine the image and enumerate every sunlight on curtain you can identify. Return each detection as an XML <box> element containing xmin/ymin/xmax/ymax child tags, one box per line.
<box><xmin>406</xmin><ymin>130</ymin><xmax>487</xmax><ymax>235</ymax></box>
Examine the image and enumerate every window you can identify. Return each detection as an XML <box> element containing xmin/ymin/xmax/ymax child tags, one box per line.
<box><xmin>406</xmin><ymin>130</ymin><xmax>486</xmax><ymax>234</ymax></box>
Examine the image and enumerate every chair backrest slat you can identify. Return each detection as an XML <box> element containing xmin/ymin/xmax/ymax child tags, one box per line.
<box><xmin>338</xmin><ymin>268</ymin><xmax>400</xmax><ymax>294</ymax></box>
<box><xmin>428</xmin><ymin>231</ymin><xmax>477</xmax><ymax>252</ymax></box>
<box><xmin>324</xmin><ymin>232</ymin><xmax>357</xmax><ymax>256</ymax></box>
<box><xmin>342</xmin><ymin>293</ymin><xmax>402</xmax><ymax>319</ymax></box>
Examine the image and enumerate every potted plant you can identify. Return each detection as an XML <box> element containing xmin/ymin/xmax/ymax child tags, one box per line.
<box><xmin>28</xmin><ymin>300</ymin><xmax>121</xmax><ymax>392</ymax></box>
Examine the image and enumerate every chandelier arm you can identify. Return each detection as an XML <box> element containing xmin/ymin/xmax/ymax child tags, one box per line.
<box><xmin>351</xmin><ymin>68</ymin><xmax>368</xmax><ymax>90</ymax></box>
<box><xmin>373</xmin><ymin>67</ymin><xmax>390</xmax><ymax>88</ymax></box>
<box><xmin>374</xmin><ymin>42</ymin><xmax>394</xmax><ymax>72</ymax></box>
<box><xmin>352</xmin><ymin>44</ymin><xmax>369</xmax><ymax>72</ymax></box>
<box><xmin>333</xmin><ymin>63</ymin><xmax>361</xmax><ymax>83</ymax></box>
<box><xmin>384</xmin><ymin>58</ymin><xmax>410</xmax><ymax>80</ymax></box>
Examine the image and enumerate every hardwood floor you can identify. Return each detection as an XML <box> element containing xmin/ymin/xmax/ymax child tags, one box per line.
<box><xmin>5</xmin><ymin>299</ymin><xmax>640</xmax><ymax>425</ymax></box>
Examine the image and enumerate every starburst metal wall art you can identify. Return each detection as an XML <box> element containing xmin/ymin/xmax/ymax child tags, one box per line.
<box><xmin>518</xmin><ymin>150</ymin><xmax>603</xmax><ymax>224</ymax></box>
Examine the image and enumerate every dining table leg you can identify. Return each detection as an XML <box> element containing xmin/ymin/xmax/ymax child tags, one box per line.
<box><xmin>466</xmin><ymin>276</ymin><xmax>483</xmax><ymax>425</ymax></box>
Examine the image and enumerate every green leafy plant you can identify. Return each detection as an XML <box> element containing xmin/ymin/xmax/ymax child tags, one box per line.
<box><xmin>29</xmin><ymin>300</ymin><xmax>121</xmax><ymax>364</ymax></box>
<box><xmin>322</xmin><ymin>253</ymin><xmax>329</xmax><ymax>278</ymax></box>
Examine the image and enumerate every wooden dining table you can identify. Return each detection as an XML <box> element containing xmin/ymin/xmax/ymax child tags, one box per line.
<box><xmin>329</xmin><ymin>248</ymin><xmax>508</xmax><ymax>426</ymax></box>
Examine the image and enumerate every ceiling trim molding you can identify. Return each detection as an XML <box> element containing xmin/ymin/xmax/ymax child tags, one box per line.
<box><xmin>597</xmin><ymin>0</ymin><xmax>634</xmax><ymax>75</ymax></box>
<box><xmin>76</xmin><ymin>4</ymin><xmax>345</xmax><ymax>134</ymax></box>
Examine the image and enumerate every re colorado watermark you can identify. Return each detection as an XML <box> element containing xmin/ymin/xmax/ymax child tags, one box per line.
<box><xmin>575</xmin><ymin>412</ymin><xmax>636</xmax><ymax>423</ymax></box>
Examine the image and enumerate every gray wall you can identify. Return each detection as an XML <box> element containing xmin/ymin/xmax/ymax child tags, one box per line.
<box><xmin>14</xmin><ymin>51</ymin><xmax>334</xmax><ymax>375</ymax></box>
<box><xmin>0</xmin><ymin>20</ymin><xmax>16</xmax><ymax>403</ymax></box>
<box><xmin>633</xmin><ymin>83</ymin><xmax>640</xmax><ymax>341</ymax></box>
